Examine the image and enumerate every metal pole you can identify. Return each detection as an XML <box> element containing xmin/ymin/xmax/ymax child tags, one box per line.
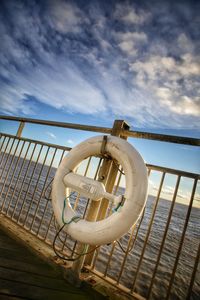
<box><xmin>16</xmin><ymin>121</ymin><xmax>25</xmax><ymax>137</ymax></box>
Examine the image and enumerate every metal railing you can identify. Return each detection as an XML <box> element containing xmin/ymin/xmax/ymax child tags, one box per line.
<box><xmin>0</xmin><ymin>115</ymin><xmax>199</xmax><ymax>300</ymax></box>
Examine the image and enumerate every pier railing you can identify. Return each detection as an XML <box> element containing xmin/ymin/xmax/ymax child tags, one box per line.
<box><xmin>0</xmin><ymin>115</ymin><xmax>199</xmax><ymax>300</ymax></box>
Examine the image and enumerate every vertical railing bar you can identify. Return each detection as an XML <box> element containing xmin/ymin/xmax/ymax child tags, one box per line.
<box><xmin>165</xmin><ymin>178</ymin><xmax>198</xmax><ymax>300</ymax></box>
<box><xmin>147</xmin><ymin>175</ymin><xmax>181</xmax><ymax>299</ymax></box>
<box><xmin>94</xmin><ymin>157</ymin><xmax>103</xmax><ymax>180</ymax></box>
<box><xmin>44</xmin><ymin>213</ymin><xmax>55</xmax><ymax>243</ymax></box>
<box><xmin>84</xmin><ymin>157</ymin><xmax>92</xmax><ymax>176</ymax></box>
<box><xmin>43</xmin><ymin>212</ymin><xmax>54</xmax><ymax>241</ymax></box>
<box><xmin>44</xmin><ymin>150</ymin><xmax>66</xmax><ymax>242</ymax></box>
<box><xmin>73</xmin><ymin>193</ymin><xmax>81</xmax><ymax>211</ymax></box>
<box><xmin>186</xmin><ymin>242</ymin><xmax>200</xmax><ymax>299</ymax></box>
<box><xmin>6</xmin><ymin>142</ymin><xmax>32</xmax><ymax>215</ymax></box>
<box><xmin>80</xmin><ymin>200</ymin><xmax>90</xmax><ymax>222</ymax></box>
<box><xmin>34</xmin><ymin>148</ymin><xmax>58</xmax><ymax>235</ymax></box>
<box><xmin>0</xmin><ymin>137</ymin><xmax>10</xmax><ymax>172</ymax></box>
<box><xmin>12</xmin><ymin>143</ymin><xmax>37</xmax><ymax>219</ymax></box>
<box><xmin>0</xmin><ymin>135</ymin><xmax>6</xmax><ymax>153</ymax></box>
<box><xmin>17</xmin><ymin>145</ymin><xmax>44</xmax><ymax>224</ymax></box>
<box><xmin>131</xmin><ymin>172</ymin><xmax>166</xmax><ymax>293</ymax></box>
<box><xmin>91</xmin><ymin>246</ymin><xmax>101</xmax><ymax>270</ymax></box>
<box><xmin>107</xmin><ymin>168</ymin><xmax>123</xmax><ymax>217</ymax></box>
<box><xmin>131</xmin><ymin>206</ymin><xmax>146</xmax><ymax>249</ymax></box>
<box><xmin>103</xmin><ymin>160</ymin><xmax>113</xmax><ymax>187</ymax></box>
<box><xmin>0</xmin><ymin>140</ymin><xmax>20</xmax><ymax>205</ymax></box>
<box><xmin>1</xmin><ymin>138</ymin><xmax>20</xmax><ymax>182</ymax></box>
<box><xmin>0</xmin><ymin>140</ymin><xmax>15</xmax><ymax>193</ymax></box>
<box><xmin>116</xmin><ymin>226</ymin><xmax>136</xmax><ymax>284</ymax></box>
<box><xmin>113</xmin><ymin>168</ymin><xmax>123</xmax><ymax>195</ymax></box>
<box><xmin>23</xmin><ymin>146</ymin><xmax>50</xmax><ymax>228</ymax></box>
<box><xmin>73</xmin><ymin>157</ymin><xmax>92</xmax><ymax>210</ymax></box>
<box><xmin>104</xmin><ymin>241</ymin><xmax>117</xmax><ymax>276</ymax></box>
<box><xmin>0</xmin><ymin>138</ymin><xmax>16</xmax><ymax>180</ymax></box>
<box><xmin>0</xmin><ymin>140</ymin><xmax>25</xmax><ymax>210</ymax></box>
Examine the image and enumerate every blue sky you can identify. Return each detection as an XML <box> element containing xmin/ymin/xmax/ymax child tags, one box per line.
<box><xmin>0</xmin><ymin>0</ymin><xmax>199</xmax><ymax>204</ymax></box>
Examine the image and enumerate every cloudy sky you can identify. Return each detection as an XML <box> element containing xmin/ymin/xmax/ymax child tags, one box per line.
<box><xmin>0</xmin><ymin>0</ymin><xmax>199</xmax><ymax>206</ymax></box>
<box><xmin>0</xmin><ymin>0</ymin><xmax>200</xmax><ymax>130</ymax></box>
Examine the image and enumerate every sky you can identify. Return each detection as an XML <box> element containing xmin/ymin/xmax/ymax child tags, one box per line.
<box><xmin>0</xmin><ymin>0</ymin><xmax>199</xmax><ymax>206</ymax></box>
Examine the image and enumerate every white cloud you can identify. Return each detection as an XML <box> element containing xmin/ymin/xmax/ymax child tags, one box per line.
<box><xmin>179</xmin><ymin>54</ymin><xmax>200</xmax><ymax>76</ymax></box>
<box><xmin>122</xmin><ymin>10</ymin><xmax>146</xmax><ymax>24</ymax></box>
<box><xmin>0</xmin><ymin>86</ymin><xmax>35</xmax><ymax>115</ymax></box>
<box><xmin>46</xmin><ymin>131</ymin><xmax>56</xmax><ymax>139</ymax></box>
<box><xmin>169</xmin><ymin>96</ymin><xmax>200</xmax><ymax>116</ymax></box>
<box><xmin>178</xmin><ymin>33</ymin><xmax>194</xmax><ymax>53</ymax></box>
<box><xmin>119</xmin><ymin>40</ymin><xmax>137</xmax><ymax>56</ymax></box>
<box><xmin>67</xmin><ymin>139</ymin><xmax>74</xmax><ymax>145</ymax></box>
<box><xmin>129</xmin><ymin>54</ymin><xmax>200</xmax><ymax>121</ymax></box>
<box><xmin>0</xmin><ymin>56</ymin><xmax>107</xmax><ymax>116</ymax></box>
<box><xmin>116</xmin><ymin>31</ymin><xmax>147</xmax><ymax>56</ymax></box>
<box><xmin>114</xmin><ymin>3</ymin><xmax>150</xmax><ymax>25</ymax></box>
<box><xmin>49</xmin><ymin>0</ymin><xmax>87</xmax><ymax>33</ymax></box>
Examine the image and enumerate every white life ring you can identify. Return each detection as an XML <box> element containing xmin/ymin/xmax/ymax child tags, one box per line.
<box><xmin>52</xmin><ymin>135</ymin><xmax>148</xmax><ymax>245</ymax></box>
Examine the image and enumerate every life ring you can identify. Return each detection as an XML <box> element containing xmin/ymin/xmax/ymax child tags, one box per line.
<box><xmin>52</xmin><ymin>135</ymin><xmax>148</xmax><ymax>245</ymax></box>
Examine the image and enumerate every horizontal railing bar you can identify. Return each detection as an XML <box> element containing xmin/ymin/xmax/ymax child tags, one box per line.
<box><xmin>84</xmin><ymin>266</ymin><xmax>146</xmax><ymax>300</ymax></box>
<box><xmin>0</xmin><ymin>115</ymin><xmax>199</xmax><ymax>146</ymax></box>
<box><xmin>0</xmin><ymin>133</ymin><xmax>72</xmax><ymax>151</ymax></box>
<box><xmin>0</xmin><ymin>115</ymin><xmax>112</xmax><ymax>134</ymax></box>
<box><xmin>1</xmin><ymin>133</ymin><xmax>199</xmax><ymax>179</ymax></box>
<box><xmin>146</xmin><ymin>164</ymin><xmax>200</xmax><ymax>179</ymax></box>
<box><xmin>122</xmin><ymin>129</ymin><xmax>200</xmax><ymax>146</ymax></box>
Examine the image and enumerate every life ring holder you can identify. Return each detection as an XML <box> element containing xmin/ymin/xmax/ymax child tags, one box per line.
<box><xmin>52</xmin><ymin>135</ymin><xmax>148</xmax><ymax>245</ymax></box>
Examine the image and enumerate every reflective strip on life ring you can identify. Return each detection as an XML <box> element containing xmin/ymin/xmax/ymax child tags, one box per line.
<box><xmin>52</xmin><ymin>135</ymin><xmax>148</xmax><ymax>245</ymax></box>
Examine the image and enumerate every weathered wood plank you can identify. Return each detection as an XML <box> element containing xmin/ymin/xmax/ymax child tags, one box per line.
<box><xmin>0</xmin><ymin>257</ymin><xmax>58</xmax><ymax>278</ymax></box>
<box><xmin>0</xmin><ymin>226</ymin><xmax>105</xmax><ymax>300</ymax></box>
<box><xmin>0</xmin><ymin>248</ymin><xmax>50</xmax><ymax>265</ymax></box>
<box><xmin>0</xmin><ymin>279</ymin><xmax>89</xmax><ymax>300</ymax></box>
<box><xmin>0</xmin><ymin>294</ymin><xmax>28</xmax><ymax>300</ymax></box>
<box><xmin>0</xmin><ymin>266</ymin><xmax>81</xmax><ymax>293</ymax></box>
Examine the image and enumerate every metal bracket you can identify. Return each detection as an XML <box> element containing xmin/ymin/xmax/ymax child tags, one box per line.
<box><xmin>100</xmin><ymin>135</ymin><xmax>112</xmax><ymax>160</ymax></box>
<box><xmin>100</xmin><ymin>135</ymin><xmax>108</xmax><ymax>156</ymax></box>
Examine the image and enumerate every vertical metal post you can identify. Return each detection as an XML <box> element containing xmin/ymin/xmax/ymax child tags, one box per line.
<box><xmin>71</xmin><ymin>120</ymin><xmax>130</xmax><ymax>279</ymax></box>
<box><xmin>16</xmin><ymin>121</ymin><xmax>25</xmax><ymax>137</ymax></box>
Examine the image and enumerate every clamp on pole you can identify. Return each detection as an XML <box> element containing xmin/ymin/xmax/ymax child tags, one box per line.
<box><xmin>100</xmin><ymin>135</ymin><xmax>108</xmax><ymax>156</ymax></box>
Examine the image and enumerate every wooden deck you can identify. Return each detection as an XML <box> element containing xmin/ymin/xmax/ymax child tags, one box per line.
<box><xmin>0</xmin><ymin>227</ymin><xmax>105</xmax><ymax>300</ymax></box>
